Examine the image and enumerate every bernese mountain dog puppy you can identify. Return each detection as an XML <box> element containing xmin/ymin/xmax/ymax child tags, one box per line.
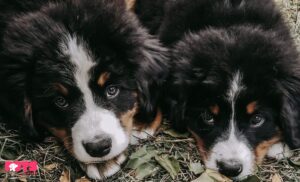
<box><xmin>0</xmin><ymin>0</ymin><xmax>168</xmax><ymax>179</ymax></box>
<box><xmin>135</xmin><ymin>0</ymin><xmax>300</xmax><ymax>180</ymax></box>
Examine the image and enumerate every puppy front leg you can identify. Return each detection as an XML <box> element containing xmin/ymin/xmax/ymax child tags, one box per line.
<box><xmin>130</xmin><ymin>110</ymin><xmax>162</xmax><ymax>145</ymax></box>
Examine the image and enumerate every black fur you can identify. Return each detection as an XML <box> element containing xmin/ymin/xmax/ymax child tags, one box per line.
<box><xmin>136</xmin><ymin>0</ymin><xmax>300</xmax><ymax>150</ymax></box>
<box><xmin>0</xmin><ymin>0</ymin><xmax>168</xmax><ymax>141</ymax></box>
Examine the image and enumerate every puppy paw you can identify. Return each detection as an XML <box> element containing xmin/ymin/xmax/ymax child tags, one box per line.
<box><xmin>80</xmin><ymin>154</ymin><xmax>126</xmax><ymax>180</ymax></box>
<box><xmin>267</xmin><ymin>142</ymin><xmax>292</xmax><ymax>160</ymax></box>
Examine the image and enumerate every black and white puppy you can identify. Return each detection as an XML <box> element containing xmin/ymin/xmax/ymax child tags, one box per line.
<box><xmin>0</xmin><ymin>0</ymin><xmax>168</xmax><ymax>179</ymax></box>
<box><xmin>135</xmin><ymin>0</ymin><xmax>300</xmax><ymax>179</ymax></box>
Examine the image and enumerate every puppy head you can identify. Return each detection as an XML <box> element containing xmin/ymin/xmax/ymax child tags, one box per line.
<box><xmin>2</xmin><ymin>0</ymin><xmax>167</xmax><ymax>172</ymax></box>
<box><xmin>168</xmin><ymin>26</ymin><xmax>300</xmax><ymax>179</ymax></box>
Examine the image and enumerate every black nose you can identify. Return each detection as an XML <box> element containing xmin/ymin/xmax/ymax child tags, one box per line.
<box><xmin>83</xmin><ymin>135</ymin><xmax>112</xmax><ymax>157</ymax></box>
<box><xmin>217</xmin><ymin>160</ymin><xmax>243</xmax><ymax>177</ymax></box>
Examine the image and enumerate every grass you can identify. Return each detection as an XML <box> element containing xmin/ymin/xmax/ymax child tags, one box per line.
<box><xmin>1</xmin><ymin>0</ymin><xmax>300</xmax><ymax>181</ymax></box>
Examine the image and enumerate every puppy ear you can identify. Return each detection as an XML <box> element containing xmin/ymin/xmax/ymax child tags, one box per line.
<box><xmin>165</xmin><ymin>89</ymin><xmax>188</xmax><ymax>132</ymax></box>
<box><xmin>134</xmin><ymin>38</ymin><xmax>169</xmax><ymax>123</ymax></box>
<box><xmin>280</xmin><ymin>87</ymin><xmax>300</xmax><ymax>149</ymax></box>
<box><xmin>20</xmin><ymin>97</ymin><xmax>42</xmax><ymax>141</ymax></box>
<box><xmin>280</xmin><ymin>77</ymin><xmax>300</xmax><ymax>149</ymax></box>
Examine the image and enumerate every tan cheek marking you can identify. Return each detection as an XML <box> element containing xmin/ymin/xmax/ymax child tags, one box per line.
<box><xmin>97</xmin><ymin>72</ymin><xmax>110</xmax><ymax>87</ymax></box>
<box><xmin>53</xmin><ymin>83</ymin><xmax>68</xmax><ymax>96</ymax></box>
<box><xmin>125</xmin><ymin>0</ymin><xmax>136</xmax><ymax>11</ymax></box>
<box><xmin>255</xmin><ymin>134</ymin><xmax>281</xmax><ymax>164</ymax></box>
<box><xmin>189</xmin><ymin>129</ymin><xmax>209</xmax><ymax>161</ymax></box>
<box><xmin>120</xmin><ymin>103</ymin><xmax>138</xmax><ymax>134</ymax></box>
<box><xmin>246</xmin><ymin>101</ymin><xmax>257</xmax><ymax>115</ymax></box>
<box><xmin>210</xmin><ymin>105</ymin><xmax>220</xmax><ymax>115</ymax></box>
<box><xmin>48</xmin><ymin>128</ymin><xmax>74</xmax><ymax>155</ymax></box>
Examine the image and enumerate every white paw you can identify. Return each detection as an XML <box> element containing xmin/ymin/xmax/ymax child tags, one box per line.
<box><xmin>267</xmin><ymin>142</ymin><xmax>292</xmax><ymax>160</ymax></box>
<box><xmin>80</xmin><ymin>154</ymin><xmax>126</xmax><ymax>180</ymax></box>
<box><xmin>130</xmin><ymin>129</ymin><xmax>155</xmax><ymax>145</ymax></box>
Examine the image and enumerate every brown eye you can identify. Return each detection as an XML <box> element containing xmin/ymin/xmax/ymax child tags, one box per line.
<box><xmin>106</xmin><ymin>85</ymin><xmax>120</xmax><ymax>99</ymax></box>
<box><xmin>250</xmin><ymin>114</ymin><xmax>265</xmax><ymax>128</ymax></box>
<box><xmin>54</xmin><ymin>96</ymin><xmax>69</xmax><ymax>108</ymax></box>
<box><xmin>201</xmin><ymin>111</ymin><xmax>215</xmax><ymax>126</ymax></box>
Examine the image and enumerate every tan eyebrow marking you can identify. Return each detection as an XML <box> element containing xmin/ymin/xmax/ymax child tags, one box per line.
<box><xmin>97</xmin><ymin>72</ymin><xmax>110</xmax><ymax>87</ymax></box>
<box><xmin>209</xmin><ymin>105</ymin><xmax>220</xmax><ymax>115</ymax></box>
<box><xmin>246</xmin><ymin>101</ymin><xmax>257</xmax><ymax>114</ymax></box>
<box><xmin>53</xmin><ymin>83</ymin><xmax>69</xmax><ymax>96</ymax></box>
<box><xmin>125</xmin><ymin>0</ymin><xmax>136</xmax><ymax>11</ymax></box>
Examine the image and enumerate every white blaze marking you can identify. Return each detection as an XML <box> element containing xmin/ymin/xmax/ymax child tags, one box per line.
<box><xmin>206</xmin><ymin>72</ymin><xmax>254</xmax><ymax>179</ymax></box>
<box><xmin>60</xmin><ymin>35</ymin><xmax>129</xmax><ymax>165</ymax></box>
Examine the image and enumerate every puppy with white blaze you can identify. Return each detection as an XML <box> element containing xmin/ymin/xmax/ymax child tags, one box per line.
<box><xmin>135</xmin><ymin>0</ymin><xmax>300</xmax><ymax>180</ymax></box>
<box><xmin>0</xmin><ymin>0</ymin><xmax>168</xmax><ymax>179</ymax></box>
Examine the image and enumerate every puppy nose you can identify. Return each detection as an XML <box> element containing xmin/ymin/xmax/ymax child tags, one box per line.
<box><xmin>83</xmin><ymin>135</ymin><xmax>112</xmax><ymax>157</ymax></box>
<box><xmin>217</xmin><ymin>160</ymin><xmax>243</xmax><ymax>177</ymax></box>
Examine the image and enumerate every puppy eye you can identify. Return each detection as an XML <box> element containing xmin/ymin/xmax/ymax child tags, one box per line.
<box><xmin>54</xmin><ymin>96</ymin><xmax>69</xmax><ymax>108</ymax></box>
<box><xmin>250</xmin><ymin>114</ymin><xmax>265</xmax><ymax>128</ymax></box>
<box><xmin>106</xmin><ymin>85</ymin><xmax>120</xmax><ymax>99</ymax></box>
<box><xmin>201</xmin><ymin>111</ymin><xmax>215</xmax><ymax>126</ymax></box>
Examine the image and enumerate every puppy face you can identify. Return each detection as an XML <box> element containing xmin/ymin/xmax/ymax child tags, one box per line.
<box><xmin>168</xmin><ymin>27</ymin><xmax>298</xmax><ymax>179</ymax></box>
<box><xmin>1</xmin><ymin>0</ymin><xmax>167</xmax><ymax>168</ymax></box>
<box><xmin>32</xmin><ymin>34</ymin><xmax>138</xmax><ymax>162</ymax></box>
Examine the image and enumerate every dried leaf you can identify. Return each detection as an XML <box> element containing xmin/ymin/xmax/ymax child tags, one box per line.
<box><xmin>188</xmin><ymin>163</ymin><xmax>205</xmax><ymax>175</ymax></box>
<box><xmin>18</xmin><ymin>177</ymin><xmax>27</xmax><ymax>182</ymax></box>
<box><xmin>240</xmin><ymin>175</ymin><xmax>260</xmax><ymax>182</ymax></box>
<box><xmin>289</xmin><ymin>156</ymin><xmax>300</xmax><ymax>167</ymax></box>
<box><xmin>60</xmin><ymin>168</ymin><xmax>71</xmax><ymax>182</ymax></box>
<box><xmin>44</xmin><ymin>163</ymin><xmax>58</xmax><ymax>171</ymax></box>
<box><xmin>1</xmin><ymin>149</ymin><xmax>18</xmax><ymax>160</ymax></box>
<box><xmin>126</xmin><ymin>146</ymin><xmax>156</xmax><ymax>169</ymax></box>
<box><xmin>272</xmin><ymin>173</ymin><xmax>283</xmax><ymax>182</ymax></box>
<box><xmin>135</xmin><ymin>162</ymin><xmax>160</xmax><ymax>180</ymax></box>
<box><xmin>192</xmin><ymin>169</ymin><xmax>232</xmax><ymax>182</ymax></box>
<box><xmin>129</xmin><ymin>146</ymin><xmax>148</xmax><ymax>159</ymax></box>
<box><xmin>155</xmin><ymin>154</ymin><xmax>180</xmax><ymax>179</ymax></box>
<box><xmin>164</xmin><ymin>129</ymin><xmax>189</xmax><ymax>138</ymax></box>
<box><xmin>75</xmin><ymin>177</ymin><xmax>91</xmax><ymax>182</ymax></box>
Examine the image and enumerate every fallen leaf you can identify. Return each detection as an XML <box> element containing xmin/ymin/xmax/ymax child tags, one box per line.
<box><xmin>240</xmin><ymin>175</ymin><xmax>260</xmax><ymax>182</ymax></box>
<box><xmin>75</xmin><ymin>177</ymin><xmax>91</xmax><ymax>182</ymax></box>
<box><xmin>155</xmin><ymin>154</ymin><xmax>180</xmax><ymax>179</ymax></box>
<box><xmin>129</xmin><ymin>146</ymin><xmax>148</xmax><ymax>159</ymax></box>
<box><xmin>164</xmin><ymin>129</ymin><xmax>189</xmax><ymax>138</ymax></box>
<box><xmin>192</xmin><ymin>169</ymin><xmax>232</xmax><ymax>182</ymax></box>
<box><xmin>135</xmin><ymin>162</ymin><xmax>160</xmax><ymax>180</ymax></box>
<box><xmin>188</xmin><ymin>162</ymin><xmax>205</xmax><ymax>175</ymax></box>
<box><xmin>18</xmin><ymin>177</ymin><xmax>27</xmax><ymax>182</ymax></box>
<box><xmin>289</xmin><ymin>156</ymin><xmax>300</xmax><ymax>167</ymax></box>
<box><xmin>126</xmin><ymin>155</ymin><xmax>153</xmax><ymax>170</ymax></box>
<box><xmin>1</xmin><ymin>149</ymin><xmax>18</xmax><ymax>160</ymax></box>
<box><xmin>126</xmin><ymin>146</ymin><xmax>157</xmax><ymax>169</ymax></box>
<box><xmin>272</xmin><ymin>173</ymin><xmax>283</xmax><ymax>182</ymax></box>
<box><xmin>44</xmin><ymin>163</ymin><xmax>58</xmax><ymax>171</ymax></box>
<box><xmin>60</xmin><ymin>168</ymin><xmax>71</xmax><ymax>182</ymax></box>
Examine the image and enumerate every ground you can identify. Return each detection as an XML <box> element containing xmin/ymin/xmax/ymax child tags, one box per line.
<box><xmin>0</xmin><ymin>0</ymin><xmax>300</xmax><ymax>181</ymax></box>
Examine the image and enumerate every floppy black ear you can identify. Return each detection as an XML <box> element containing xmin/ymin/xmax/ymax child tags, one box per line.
<box><xmin>0</xmin><ymin>54</ymin><xmax>42</xmax><ymax>141</ymax></box>
<box><xmin>280</xmin><ymin>85</ymin><xmax>300</xmax><ymax>149</ymax></box>
<box><xmin>164</xmin><ymin>86</ymin><xmax>188</xmax><ymax>132</ymax></box>
<box><xmin>134</xmin><ymin>38</ymin><xmax>169</xmax><ymax>123</ymax></box>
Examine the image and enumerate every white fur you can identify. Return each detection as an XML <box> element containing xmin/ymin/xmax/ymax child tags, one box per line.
<box><xmin>60</xmin><ymin>35</ymin><xmax>129</xmax><ymax>164</ymax></box>
<box><xmin>207</xmin><ymin>72</ymin><xmax>254</xmax><ymax>179</ymax></box>
<box><xmin>267</xmin><ymin>142</ymin><xmax>292</xmax><ymax>160</ymax></box>
<box><xmin>84</xmin><ymin>154</ymin><xmax>126</xmax><ymax>180</ymax></box>
<box><xmin>130</xmin><ymin>128</ymin><xmax>155</xmax><ymax>145</ymax></box>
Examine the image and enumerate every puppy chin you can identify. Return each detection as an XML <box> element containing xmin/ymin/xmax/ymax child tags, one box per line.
<box><xmin>80</xmin><ymin>153</ymin><xmax>127</xmax><ymax>180</ymax></box>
